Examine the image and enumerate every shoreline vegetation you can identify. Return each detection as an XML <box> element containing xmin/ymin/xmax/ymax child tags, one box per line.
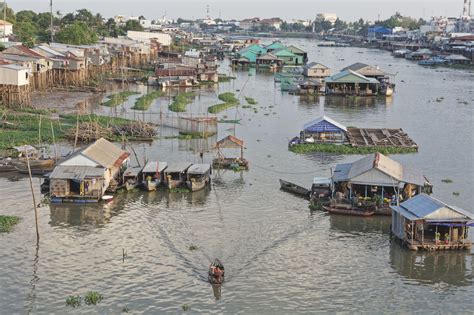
<box><xmin>102</xmin><ymin>92</ymin><xmax>140</xmax><ymax>107</ymax></box>
<box><xmin>208</xmin><ymin>92</ymin><xmax>240</xmax><ymax>114</ymax></box>
<box><xmin>168</xmin><ymin>92</ymin><xmax>195</xmax><ymax>112</ymax></box>
<box><xmin>0</xmin><ymin>106</ymin><xmax>153</xmax><ymax>150</ymax></box>
<box><xmin>289</xmin><ymin>143</ymin><xmax>418</xmax><ymax>155</ymax></box>
<box><xmin>132</xmin><ymin>91</ymin><xmax>165</xmax><ymax>110</ymax></box>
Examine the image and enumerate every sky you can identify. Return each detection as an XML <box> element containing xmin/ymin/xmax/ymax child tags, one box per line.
<box><xmin>8</xmin><ymin>0</ymin><xmax>467</xmax><ymax>22</ymax></box>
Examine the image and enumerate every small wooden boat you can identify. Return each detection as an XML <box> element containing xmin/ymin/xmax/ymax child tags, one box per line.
<box><xmin>186</xmin><ymin>164</ymin><xmax>211</xmax><ymax>192</ymax></box>
<box><xmin>0</xmin><ymin>159</ymin><xmax>17</xmax><ymax>172</ymax></box>
<box><xmin>122</xmin><ymin>166</ymin><xmax>142</xmax><ymax>191</ymax></box>
<box><xmin>323</xmin><ymin>205</ymin><xmax>374</xmax><ymax>216</ymax></box>
<box><xmin>208</xmin><ymin>258</ymin><xmax>225</xmax><ymax>285</ymax></box>
<box><xmin>15</xmin><ymin>158</ymin><xmax>55</xmax><ymax>169</ymax></box>
<box><xmin>279</xmin><ymin>179</ymin><xmax>310</xmax><ymax>199</ymax></box>
<box><xmin>141</xmin><ymin>161</ymin><xmax>168</xmax><ymax>191</ymax></box>
<box><xmin>164</xmin><ymin>162</ymin><xmax>192</xmax><ymax>190</ymax></box>
<box><xmin>14</xmin><ymin>166</ymin><xmax>54</xmax><ymax>176</ymax></box>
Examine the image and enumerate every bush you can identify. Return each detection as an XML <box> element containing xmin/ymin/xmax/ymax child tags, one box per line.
<box><xmin>132</xmin><ymin>91</ymin><xmax>165</xmax><ymax>110</ymax></box>
<box><xmin>66</xmin><ymin>295</ymin><xmax>81</xmax><ymax>308</ymax></box>
<box><xmin>0</xmin><ymin>215</ymin><xmax>20</xmax><ymax>233</ymax></box>
<box><xmin>84</xmin><ymin>291</ymin><xmax>104</xmax><ymax>305</ymax></box>
<box><xmin>289</xmin><ymin>143</ymin><xmax>418</xmax><ymax>155</ymax></box>
<box><xmin>102</xmin><ymin>92</ymin><xmax>139</xmax><ymax>107</ymax></box>
<box><xmin>168</xmin><ymin>92</ymin><xmax>194</xmax><ymax>112</ymax></box>
<box><xmin>245</xmin><ymin>97</ymin><xmax>257</xmax><ymax>105</ymax></box>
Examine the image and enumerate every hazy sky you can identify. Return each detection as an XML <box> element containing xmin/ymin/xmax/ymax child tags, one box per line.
<box><xmin>8</xmin><ymin>0</ymin><xmax>466</xmax><ymax>21</ymax></box>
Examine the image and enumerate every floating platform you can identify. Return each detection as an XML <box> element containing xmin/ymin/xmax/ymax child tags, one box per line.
<box><xmin>405</xmin><ymin>239</ymin><xmax>472</xmax><ymax>251</ymax></box>
<box><xmin>347</xmin><ymin>128</ymin><xmax>418</xmax><ymax>150</ymax></box>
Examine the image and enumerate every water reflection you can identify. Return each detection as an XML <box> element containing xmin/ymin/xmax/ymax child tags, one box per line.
<box><xmin>211</xmin><ymin>284</ymin><xmax>222</xmax><ymax>300</ymax></box>
<box><xmin>140</xmin><ymin>188</ymin><xmax>211</xmax><ymax>207</ymax></box>
<box><xmin>178</xmin><ymin>135</ymin><xmax>218</xmax><ymax>153</ymax></box>
<box><xmin>329</xmin><ymin>214</ymin><xmax>391</xmax><ymax>235</ymax></box>
<box><xmin>324</xmin><ymin>95</ymin><xmax>388</xmax><ymax>108</ymax></box>
<box><xmin>49</xmin><ymin>202</ymin><xmax>116</xmax><ymax>227</ymax></box>
<box><xmin>389</xmin><ymin>242</ymin><xmax>473</xmax><ymax>287</ymax></box>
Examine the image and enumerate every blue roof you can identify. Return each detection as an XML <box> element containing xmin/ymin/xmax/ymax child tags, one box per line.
<box><xmin>332</xmin><ymin>163</ymin><xmax>352</xmax><ymax>182</ymax></box>
<box><xmin>368</xmin><ymin>25</ymin><xmax>392</xmax><ymax>34</ymax></box>
<box><xmin>392</xmin><ymin>194</ymin><xmax>474</xmax><ymax>221</ymax></box>
<box><xmin>303</xmin><ymin>116</ymin><xmax>347</xmax><ymax>133</ymax></box>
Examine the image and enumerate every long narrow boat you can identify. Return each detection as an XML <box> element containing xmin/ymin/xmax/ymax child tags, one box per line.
<box><xmin>323</xmin><ymin>205</ymin><xmax>375</xmax><ymax>216</ymax></box>
<box><xmin>279</xmin><ymin>179</ymin><xmax>310</xmax><ymax>199</ymax></box>
<box><xmin>122</xmin><ymin>166</ymin><xmax>143</xmax><ymax>191</ymax></box>
<box><xmin>186</xmin><ymin>164</ymin><xmax>211</xmax><ymax>192</ymax></box>
<box><xmin>15</xmin><ymin>158</ymin><xmax>55</xmax><ymax>169</ymax></box>
<box><xmin>14</xmin><ymin>166</ymin><xmax>54</xmax><ymax>176</ymax></box>
<box><xmin>141</xmin><ymin>162</ymin><xmax>168</xmax><ymax>191</ymax></box>
<box><xmin>164</xmin><ymin>162</ymin><xmax>193</xmax><ymax>190</ymax></box>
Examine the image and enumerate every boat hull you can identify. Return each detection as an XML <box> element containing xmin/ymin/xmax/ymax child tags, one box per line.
<box><xmin>279</xmin><ymin>179</ymin><xmax>310</xmax><ymax>199</ymax></box>
<box><xmin>323</xmin><ymin>205</ymin><xmax>374</xmax><ymax>216</ymax></box>
<box><xmin>187</xmin><ymin>179</ymin><xmax>209</xmax><ymax>192</ymax></box>
<box><xmin>143</xmin><ymin>180</ymin><xmax>160</xmax><ymax>191</ymax></box>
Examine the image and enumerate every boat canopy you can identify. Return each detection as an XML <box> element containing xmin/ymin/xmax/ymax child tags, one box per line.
<box><xmin>142</xmin><ymin>162</ymin><xmax>167</xmax><ymax>173</ymax></box>
<box><xmin>123</xmin><ymin>166</ymin><xmax>142</xmax><ymax>177</ymax></box>
<box><xmin>165</xmin><ymin>162</ymin><xmax>193</xmax><ymax>173</ymax></box>
<box><xmin>188</xmin><ymin>164</ymin><xmax>211</xmax><ymax>175</ymax></box>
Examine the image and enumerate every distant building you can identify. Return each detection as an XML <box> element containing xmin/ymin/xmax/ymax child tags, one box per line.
<box><xmin>0</xmin><ymin>19</ymin><xmax>13</xmax><ymax>37</ymax></box>
<box><xmin>240</xmin><ymin>18</ymin><xmax>260</xmax><ymax>31</ymax></box>
<box><xmin>303</xmin><ymin>62</ymin><xmax>330</xmax><ymax>78</ymax></box>
<box><xmin>259</xmin><ymin>18</ymin><xmax>283</xmax><ymax>30</ymax></box>
<box><xmin>315</xmin><ymin>13</ymin><xmax>338</xmax><ymax>25</ymax></box>
<box><xmin>126</xmin><ymin>31</ymin><xmax>172</xmax><ymax>46</ymax></box>
<box><xmin>114</xmin><ymin>15</ymin><xmax>127</xmax><ymax>25</ymax></box>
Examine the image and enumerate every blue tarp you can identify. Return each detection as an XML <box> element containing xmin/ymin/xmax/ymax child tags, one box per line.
<box><xmin>304</xmin><ymin>120</ymin><xmax>344</xmax><ymax>133</ymax></box>
<box><xmin>368</xmin><ymin>25</ymin><xmax>392</xmax><ymax>35</ymax></box>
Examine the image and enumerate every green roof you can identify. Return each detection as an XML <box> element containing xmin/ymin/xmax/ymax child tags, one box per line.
<box><xmin>238</xmin><ymin>44</ymin><xmax>267</xmax><ymax>56</ymax></box>
<box><xmin>286</xmin><ymin>45</ymin><xmax>306</xmax><ymax>54</ymax></box>
<box><xmin>265</xmin><ymin>42</ymin><xmax>286</xmax><ymax>50</ymax></box>
<box><xmin>240</xmin><ymin>50</ymin><xmax>258</xmax><ymax>63</ymax></box>
<box><xmin>272</xmin><ymin>48</ymin><xmax>297</xmax><ymax>58</ymax></box>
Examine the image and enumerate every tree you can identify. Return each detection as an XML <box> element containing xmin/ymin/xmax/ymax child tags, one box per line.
<box><xmin>123</xmin><ymin>20</ymin><xmax>143</xmax><ymax>32</ymax></box>
<box><xmin>14</xmin><ymin>21</ymin><xmax>37</xmax><ymax>47</ymax></box>
<box><xmin>55</xmin><ymin>21</ymin><xmax>98</xmax><ymax>45</ymax></box>
<box><xmin>334</xmin><ymin>18</ymin><xmax>347</xmax><ymax>31</ymax></box>
<box><xmin>15</xmin><ymin>10</ymin><xmax>37</xmax><ymax>23</ymax></box>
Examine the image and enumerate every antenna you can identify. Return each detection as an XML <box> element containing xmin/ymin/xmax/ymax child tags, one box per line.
<box><xmin>50</xmin><ymin>0</ymin><xmax>53</xmax><ymax>42</ymax></box>
<box><xmin>206</xmin><ymin>4</ymin><xmax>210</xmax><ymax>19</ymax></box>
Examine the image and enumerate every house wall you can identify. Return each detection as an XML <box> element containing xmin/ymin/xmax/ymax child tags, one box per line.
<box><xmin>0</xmin><ymin>67</ymin><xmax>29</xmax><ymax>86</ymax></box>
<box><xmin>305</xmin><ymin>67</ymin><xmax>330</xmax><ymax>77</ymax></box>
<box><xmin>60</xmin><ymin>155</ymin><xmax>99</xmax><ymax>167</ymax></box>
<box><xmin>391</xmin><ymin>211</ymin><xmax>406</xmax><ymax>240</ymax></box>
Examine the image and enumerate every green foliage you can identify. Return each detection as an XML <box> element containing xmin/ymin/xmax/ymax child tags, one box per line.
<box><xmin>218</xmin><ymin>74</ymin><xmax>236</xmax><ymax>82</ymax></box>
<box><xmin>0</xmin><ymin>215</ymin><xmax>20</xmax><ymax>233</ymax></box>
<box><xmin>124</xmin><ymin>20</ymin><xmax>143</xmax><ymax>32</ymax></box>
<box><xmin>56</xmin><ymin>21</ymin><xmax>98</xmax><ymax>45</ymax></box>
<box><xmin>168</xmin><ymin>92</ymin><xmax>194</xmax><ymax>112</ymax></box>
<box><xmin>208</xmin><ymin>92</ymin><xmax>240</xmax><ymax>114</ymax></box>
<box><xmin>289</xmin><ymin>143</ymin><xmax>418</xmax><ymax>155</ymax></box>
<box><xmin>189</xmin><ymin>245</ymin><xmax>198</xmax><ymax>251</ymax></box>
<box><xmin>13</xmin><ymin>21</ymin><xmax>37</xmax><ymax>47</ymax></box>
<box><xmin>182</xmin><ymin>304</ymin><xmax>190</xmax><ymax>311</ymax></box>
<box><xmin>66</xmin><ymin>295</ymin><xmax>81</xmax><ymax>308</ymax></box>
<box><xmin>441</xmin><ymin>179</ymin><xmax>453</xmax><ymax>183</ymax></box>
<box><xmin>102</xmin><ymin>91</ymin><xmax>140</xmax><ymax>107</ymax></box>
<box><xmin>452</xmin><ymin>192</ymin><xmax>460</xmax><ymax>196</ymax></box>
<box><xmin>132</xmin><ymin>91</ymin><xmax>165</xmax><ymax>110</ymax></box>
<box><xmin>245</xmin><ymin>97</ymin><xmax>257</xmax><ymax>105</ymax></box>
<box><xmin>84</xmin><ymin>291</ymin><xmax>103</xmax><ymax>305</ymax></box>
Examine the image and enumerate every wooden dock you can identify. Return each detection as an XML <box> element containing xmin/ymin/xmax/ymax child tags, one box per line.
<box><xmin>347</xmin><ymin>128</ymin><xmax>418</xmax><ymax>149</ymax></box>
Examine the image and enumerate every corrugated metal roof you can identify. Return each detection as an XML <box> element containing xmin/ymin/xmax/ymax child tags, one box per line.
<box><xmin>325</xmin><ymin>70</ymin><xmax>380</xmax><ymax>84</ymax></box>
<box><xmin>82</xmin><ymin>138</ymin><xmax>130</xmax><ymax>169</ymax></box>
<box><xmin>216</xmin><ymin>135</ymin><xmax>244</xmax><ymax>148</ymax></box>
<box><xmin>303</xmin><ymin>115</ymin><xmax>347</xmax><ymax>132</ymax></box>
<box><xmin>313</xmin><ymin>177</ymin><xmax>331</xmax><ymax>185</ymax></box>
<box><xmin>332</xmin><ymin>153</ymin><xmax>426</xmax><ymax>186</ymax></box>
<box><xmin>142</xmin><ymin>161</ymin><xmax>167</xmax><ymax>173</ymax></box>
<box><xmin>50</xmin><ymin>165</ymin><xmax>105</xmax><ymax>180</ymax></box>
<box><xmin>164</xmin><ymin>162</ymin><xmax>192</xmax><ymax>173</ymax></box>
<box><xmin>303</xmin><ymin>62</ymin><xmax>329</xmax><ymax>70</ymax></box>
<box><xmin>0</xmin><ymin>64</ymin><xmax>28</xmax><ymax>71</ymax></box>
<box><xmin>188</xmin><ymin>164</ymin><xmax>211</xmax><ymax>174</ymax></box>
<box><xmin>123</xmin><ymin>166</ymin><xmax>142</xmax><ymax>177</ymax></box>
<box><xmin>395</xmin><ymin>194</ymin><xmax>474</xmax><ymax>221</ymax></box>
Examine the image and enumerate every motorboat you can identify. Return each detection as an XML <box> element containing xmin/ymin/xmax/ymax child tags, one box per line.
<box><xmin>186</xmin><ymin>164</ymin><xmax>211</xmax><ymax>192</ymax></box>
<box><xmin>208</xmin><ymin>258</ymin><xmax>225</xmax><ymax>285</ymax></box>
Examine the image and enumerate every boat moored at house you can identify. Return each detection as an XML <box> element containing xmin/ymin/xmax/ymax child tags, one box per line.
<box><xmin>186</xmin><ymin>164</ymin><xmax>212</xmax><ymax>192</ymax></box>
<box><xmin>141</xmin><ymin>161</ymin><xmax>168</xmax><ymax>191</ymax></box>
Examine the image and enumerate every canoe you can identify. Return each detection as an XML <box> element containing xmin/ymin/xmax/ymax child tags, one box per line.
<box><xmin>279</xmin><ymin>179</ymin><xmax>310</xmax><ymax>199</ymax></box>
<box><xmin>208</xmin><ymin>258</ymin><xmax>225</xmax><ymax>285</ymax></box>
<box><xmin>14</xmin><ymin>166</ymin><xmax>54</xmax><ymax>176</ymax></box>
<box><xmin>323</xmin><ymin>205</ymin><xmax>374</xmax><ymax>216</ymax></box>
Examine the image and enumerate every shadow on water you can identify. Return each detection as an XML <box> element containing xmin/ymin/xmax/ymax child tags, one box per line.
<box><xmin>323</xmin><ymin>95</ymin><xmax>391</xmax><ymax>109</ymax></box>
<box><xmin>389</xmin><ymin>242</ymin><xmax>473</xmax><ymax>287</ymax></box>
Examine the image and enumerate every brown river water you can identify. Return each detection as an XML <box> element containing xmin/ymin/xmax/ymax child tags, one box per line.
<box><xmin>0</xmin><ymin>38</ymin><xmax>473</xmax><ymax>313</ymax></box>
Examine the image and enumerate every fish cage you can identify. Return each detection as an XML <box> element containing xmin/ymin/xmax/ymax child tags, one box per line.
<box><xmin>178</xmin><ymin>115</ymin><xmax>218</xmax><ymax>138</ymax></box>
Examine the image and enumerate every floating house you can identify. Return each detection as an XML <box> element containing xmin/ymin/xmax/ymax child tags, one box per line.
<box><xmin>406</xmin><ymin>49</ymin><xmax>433</xmax><ymax>61</ymax></box>
<box><xmin>303</xmin><ymin>62</ymin><xmax>330</xmax><ymax>79</ymax></box>
<box><xmin>341</xmin><ymin>63</ymin><xmax>387</xmax><ymax>80</ymax></box>
<box><xmin>265</xmin><ymin>41</ymin><xmax>286</xmax><ymax>52</ymax></box>
<box><xmin>325</xmin><ymin>69</ymin><xmax>380</xmax><ymax>96</ymax></box>
<box><xmin>445</xmin><ymin>54</ymin><xmax>470</xmax><ymax>65</ymax></box>
<box><xmin>301</xmin><ymin>116</ymin><xmax>347</xmax><ymax>143</ymax></box>
<box><xmin>391</xmin><ymin>194</ymin><xmax>473</xmax><ymax>251</ymax></box>
<box><xmin>272</xmin><ymin>48</ymin><xmax>303</xmax><ymax>65</ymax></box>
<box><xmin>256</xmin><ymin>53</ymin><xmax>282</xmax><ymax>67</ymax></box>
<box><xmin>50</xmin><ymin>138</ymin><xmax>130</xmax><ymax>202</ymax></box>
<box><xmin>331</xmin><ymin>153</ymin><xmax>431</xmax><ymax>215</ymax></box>
<box><xmin>294</xmin><ymin>78</ymin><xmax>324</xmax><ymax>95</ymax></box>
<box><xmin>285</xmin><ymin>45</ymin><xmax>308</xmax><ymax>64</ymax></box>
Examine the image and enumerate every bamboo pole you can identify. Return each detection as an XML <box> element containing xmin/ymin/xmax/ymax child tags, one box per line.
<box><xmin>26</xmin><ymin>153</ymin><xmax>40</xmax><ymax>242</ymax></box>
<box><xmin>50</xmin><ymin>121</ymin><xmax>57</xmax><ymax>160</ymax></box>
<box><xmin>73</xmin><ymin>114</ymin><xmax>79</xmax><ymax>152</ymax></box>
<box><xmin>38</xmin><ymin>114</ymin><xmax>42</xmax><ymax>145</ymax></box>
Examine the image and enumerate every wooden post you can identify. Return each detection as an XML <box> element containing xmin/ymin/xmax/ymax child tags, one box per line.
<box><xmin>73</xmin><ymin>114</ymin><xmax>79</xmax><ymax>152</ymax></box>
<box><xmin>50</xmin><ymin>121</ymin><xmax>57</xmax><ymax>160</ymax></box>
<box><xmin>38</xmin><ymin>114</ymin><xmax>42</xmax><ymax>145</ymax></box>
<box><xmin>26</xmin><ymin>153</ymin><xmax>40</xmax><ymax>242</ymax></box>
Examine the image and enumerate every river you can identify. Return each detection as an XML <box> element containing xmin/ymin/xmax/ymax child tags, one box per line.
<box><xmin>0</xmin><ymin>38</ymin><xmax>473</xmax><ymax>313</ymax></box>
